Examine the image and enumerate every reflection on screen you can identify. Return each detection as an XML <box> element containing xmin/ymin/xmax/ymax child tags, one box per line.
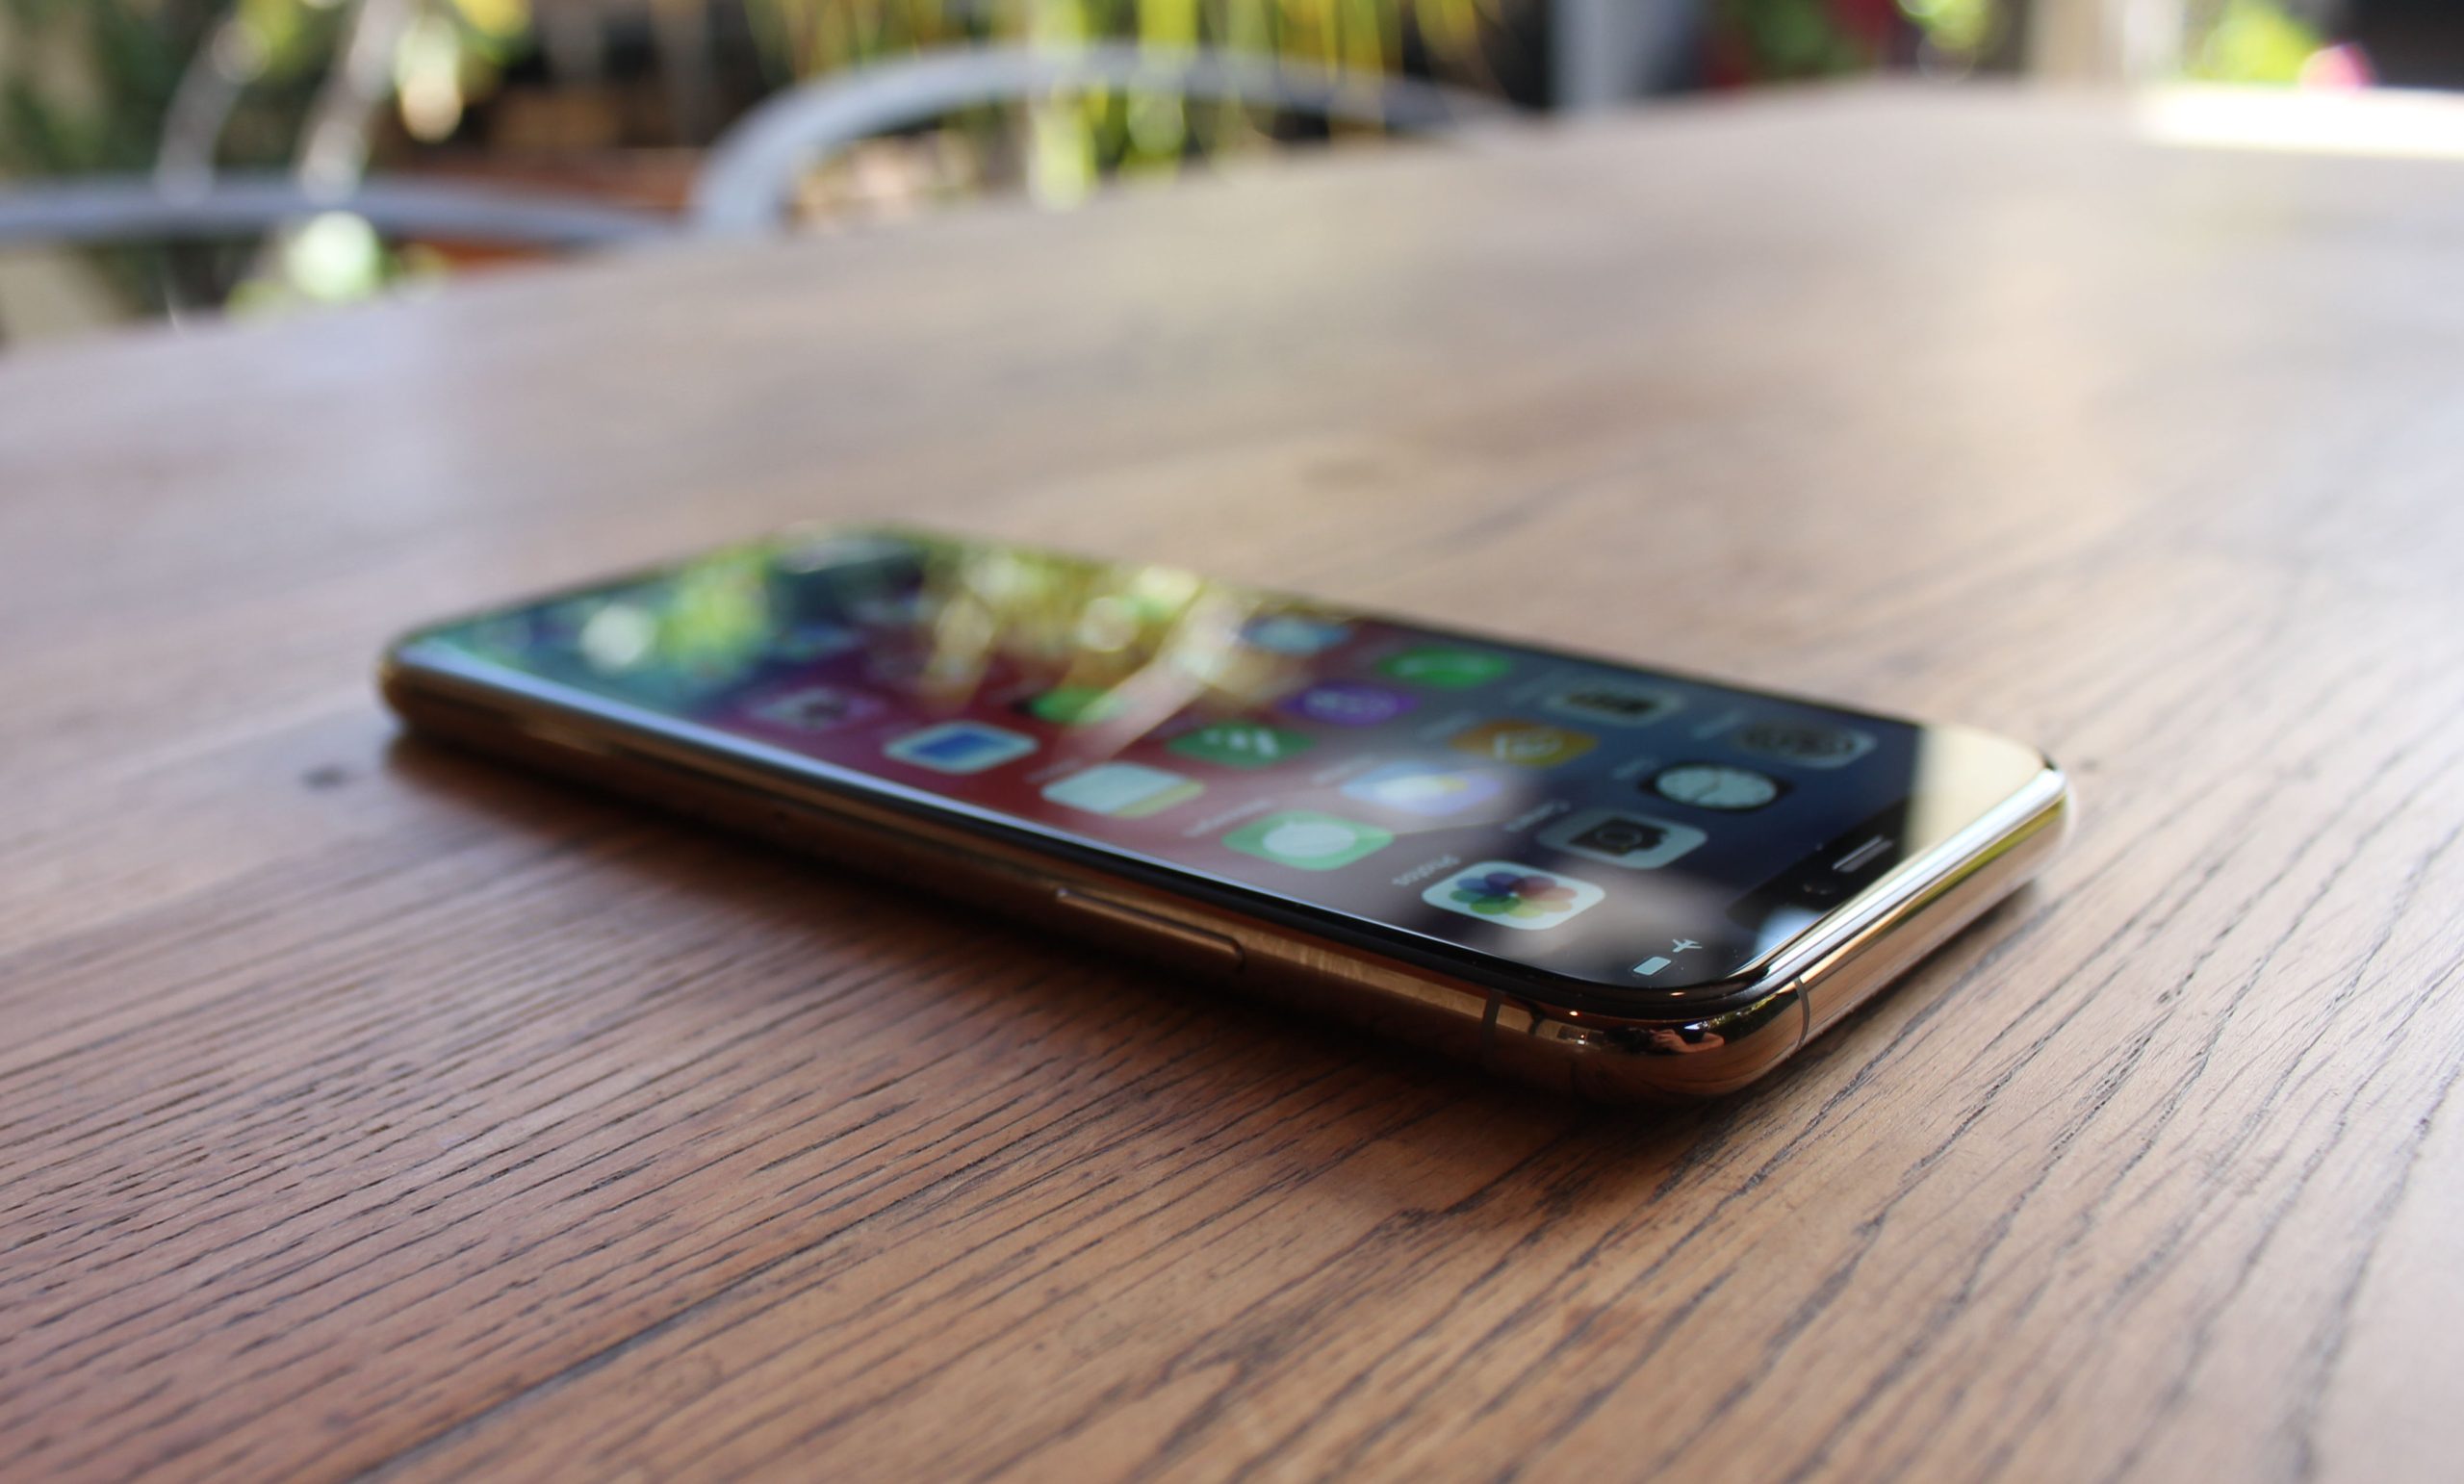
<box><xmin>420</xmin><ymin>527</ymin><xmax>1933</xmax><ymax>992</ymax></box>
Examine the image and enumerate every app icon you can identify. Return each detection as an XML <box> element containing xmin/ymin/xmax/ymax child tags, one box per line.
<box><xmin>1377</xmin><ymin>646</ymin><xmax>1512</xmax><ymax>689</ymax></box>
<box><xmin>1025</xmin><ymin>686</ymin><xmax>1131</xmax><ymax>727</ymax></box>
<box><xmin>1341</xmin><ymin>761</ymin><xmax>1509</xmax><ymax>817</ymax></box>
<box><xmin>1448</xmin><ymin>720</ymin><xmax>1597</xmax><ymax>768</ymax></box>
<box><xmin>1242</xmin><ymin>615</ymin><xmax>1352</xmax><ymax>656</ymax></box>
<box><xmin>1651</xmin><ymin>762</ymin><xmax>1784</xmax><ymax>811</ymax></box>
<box><xmin>743</xmin><ymin>683</ymin><xmax>884</xmax><ymax>733</ymax></box>
<box><xmin>1423</xmin><ymin>861</ymin><xmax>1606</xmax><ymax>931</ymax></box>
<box><xmin>1168</xmin><ymin>720</ymin><xmax>1316</xmax><ymax>770</ymax></box>
<box><xmin>1542</xmin><ymin>679</ymin><xmax>1681</xmax><ymax>729</ymax></box>
<box><xmin>1280</xmin><ymin>680</ymin><xmax>1416</xmax><ymax>728</ymax></box>
<box><xmin>1728</xmin><ymin>717</ymin><xmax>1876</xmax><ymax>769</ymax></box>
<box><xmin>1040</xmin><ymin>762</ymin><xmax>1203</xmax><ymax>817</ymax></box>
<box><xmin>1223</xmin><ymin>810</ymin><xmax>1395</xmax><ymax>871</ymax></box>
<box><xmin>884</xmin><ymin>721</ymin><xmax>1038</xmax><ymax>774</ymax></box>
<box><xmin>1539</xmin><ymin>808</ymin><xmax>1708</xmax><ymax>870</ymax></box>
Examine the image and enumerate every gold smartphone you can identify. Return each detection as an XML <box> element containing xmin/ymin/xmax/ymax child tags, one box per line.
<box><xmin>380</xmin><ymin>525</ymin><xmax>2066</xmax><ymax>1099</ymax></box>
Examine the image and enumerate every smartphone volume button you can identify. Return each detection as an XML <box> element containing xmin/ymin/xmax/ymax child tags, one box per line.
<box><xmin>1050</xmin><ymin>888</ymin><xmax>1245</xmax><ymax>973</ymax></box>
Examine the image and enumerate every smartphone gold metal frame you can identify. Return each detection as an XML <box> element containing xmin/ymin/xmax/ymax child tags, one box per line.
<box><xmin>381</xmin><ymin>645</ymin><xmax>2067</xmax><ymax>1100</ymax></box>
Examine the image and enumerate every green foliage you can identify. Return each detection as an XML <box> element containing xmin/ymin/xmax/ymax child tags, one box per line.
<box><xmin>1712</xmin><ymin>0</ymin><xmax>1882</xmax><ymax>81</ymax></box>
<box><xmin>736</xmin><ymin>0</ymin><xmax>1509</xmax><ymax>206</ymax></box>
<box><xmin>1899</xmin><ymin>0</ymin><xmax>1997</xmax><ymax>59</ymax></box>
<box><xmin>0</xmin><ymin>0</ymin><xmax>1513</xmax><ymax>319</ymax></box>
<box><xmin>2</xmin><ymin>0</ymin><xmax>190</xmax><ymax>175</ymax></box>
<box><xmin>3</xmin><ymin>0</ymin><xmax>208</xmax><ymax>312</ymax></box>
<box><xmin>2191</xmin><ymin>0</ymin><xmax>2322</xmax><ymax>84</ymax></box>
<box><xmin>740</xmin><ymin>0</ymin><xmax>1497</xmax><ymax>86</ymax></box>
<box><xmin>0</xmin><ymin>0</ymin><xmax>350</xmax><ymax>178</ymax></box>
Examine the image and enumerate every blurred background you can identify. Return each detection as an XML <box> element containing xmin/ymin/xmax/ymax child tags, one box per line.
<box><xmin>1</xmin><ymin>0</ymin><xmax>2451</xmax><ymax>346</ymax></box>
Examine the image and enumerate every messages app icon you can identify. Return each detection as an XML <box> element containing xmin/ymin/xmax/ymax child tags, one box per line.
<box><xmin>1223</xmin><ymin>811</ymin><xmax>1395</xmax><ymax>871</ymax></box>
<box><xmin>1041</xmin><ymin>762</ymin><xmax>1203</xmax><ymax>818</ymax></box>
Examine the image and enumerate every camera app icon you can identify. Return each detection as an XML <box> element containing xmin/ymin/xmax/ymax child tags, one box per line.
<box><xmin>1538</xmin><ymin>808</ymin><xmax>1708</xmax><ymax>871</ymax></box>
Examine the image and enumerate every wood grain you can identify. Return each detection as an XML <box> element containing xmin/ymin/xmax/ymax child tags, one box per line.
<box><xmin>7</xmin><ymin>86</ymin><xmax>2464</xmax><ymax>1482</ymax></box>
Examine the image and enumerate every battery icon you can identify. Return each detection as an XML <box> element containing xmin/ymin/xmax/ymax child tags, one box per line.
<box><xmin>1632</xmin><ymin>956</ymin><xmax>1673</xmax><ymax>977</ymax></box>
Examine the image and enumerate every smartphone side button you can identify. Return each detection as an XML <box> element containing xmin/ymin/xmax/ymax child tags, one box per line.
<box><xmin>1049</xmin><ymin>888</ymin><xmax>1246</xmax><ymax>973</ymax></box>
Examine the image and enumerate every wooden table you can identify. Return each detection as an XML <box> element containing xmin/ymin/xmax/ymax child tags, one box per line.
<box><xmin>8</xmin><ymin>87</ymin><xmax>2464</xmax><ymax>1482</ymax></box>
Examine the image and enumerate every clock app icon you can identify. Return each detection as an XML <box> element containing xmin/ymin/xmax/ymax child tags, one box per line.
<box><xmin>1651</xmin><ymin>762</ymin><xmax>1784</xmax><ymax>812</ymax></box>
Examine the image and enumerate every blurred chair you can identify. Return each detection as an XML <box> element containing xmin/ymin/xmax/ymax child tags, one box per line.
<box><xmin>0</xmin><ymin>42</ymin><xmax>1500</xmax><ymax>337</ymax></box>
<box><xmin>0</xmin><ymin>176</ymin><xmax>672</xmax><ymax>253</ymax></box>
<box><xmin>1</xmin><ymin>47</ymin><xmax>1491</xmax><ymax>253</ymax></box>
<box><xmin>0</xmin><ymin>174</ymin><xmax>673</xmax><ymax>340</ymax></box>
<box><xmin>689</xmin><ymin>42</ymin><xmax>1508</xmax><ymax>235</ymax></box>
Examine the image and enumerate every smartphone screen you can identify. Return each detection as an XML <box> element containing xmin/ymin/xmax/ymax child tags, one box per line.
<box><xmin>396</xmin><ymin>527</ymin><xmax>2043</xmax><ymax>1003</ymax></box>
